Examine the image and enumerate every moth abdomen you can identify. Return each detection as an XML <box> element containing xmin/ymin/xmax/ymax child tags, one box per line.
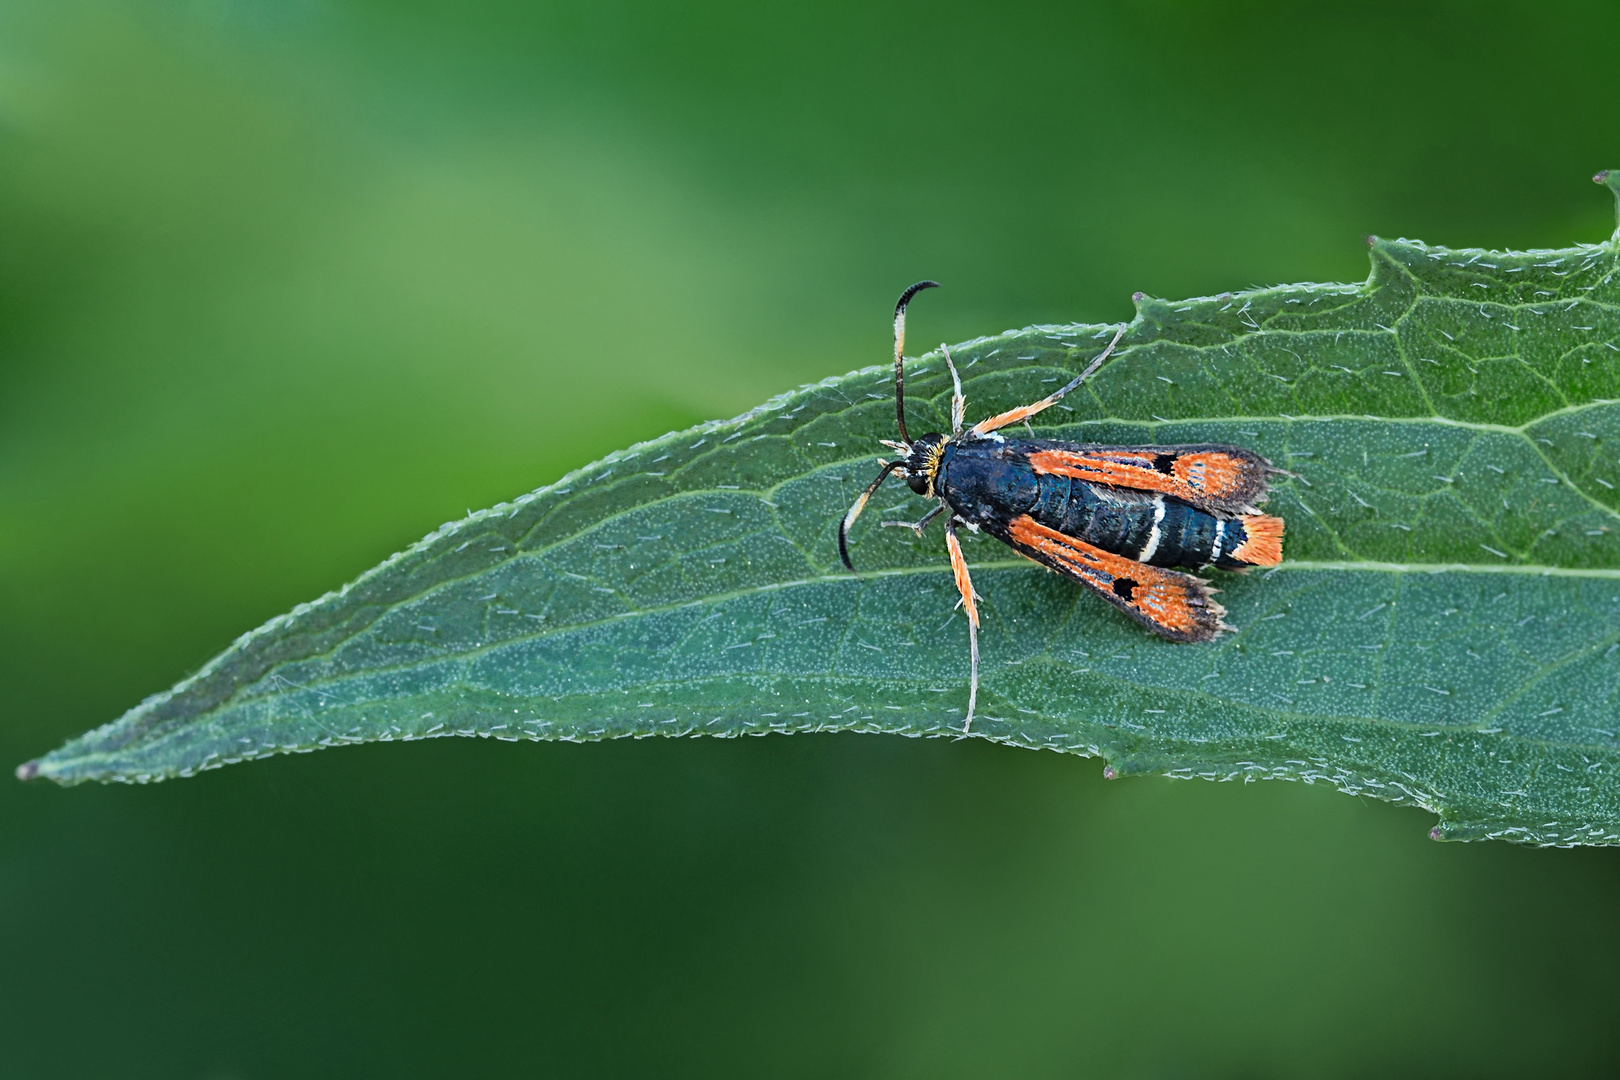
<box><xmin>1008</xmin><ymin>467</ymin><xmax>1282</xmax><ymax>571</ymax></box>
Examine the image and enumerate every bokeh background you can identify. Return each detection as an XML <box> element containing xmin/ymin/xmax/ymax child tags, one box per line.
<box><xmin>4</xmin><ymin>1</ymin><xmax>1620</xmax><ymax>1075</ymax></box>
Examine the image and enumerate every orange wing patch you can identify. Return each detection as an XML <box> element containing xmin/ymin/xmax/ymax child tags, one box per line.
<box><xmin>1171</xmin><ymin>451</ymin><xmax>1247</xmax><ymax>500</ymax></box>
<box><xmin>1003</xmin><ymin>516</ymin><xmax>1228</xmax><ymax>642</ymax></box>
<box><xmin>1027</xmin><ymin>444</ymin><xmax>1273</xmax><ymax>514</ymax></box>
<box><xmin>1231</xmin><ymin>514</ymin><xmax>1284</xmax><ymax>567</ymax></box>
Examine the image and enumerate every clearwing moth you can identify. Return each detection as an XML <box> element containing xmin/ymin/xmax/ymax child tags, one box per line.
<box><xmin>839</xmin><ymin>282</ymin><xmax>1285</xmax><ymax>730</ymax></box>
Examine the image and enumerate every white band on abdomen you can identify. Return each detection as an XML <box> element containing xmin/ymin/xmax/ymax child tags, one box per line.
<box><xmin>1136</xmin><ymin>495</ymin><xmax>1167</xmax><ymax>562</ymax></box>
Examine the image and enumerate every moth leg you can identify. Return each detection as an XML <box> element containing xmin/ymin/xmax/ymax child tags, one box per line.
<box><xmin>972</xmin><ymin>322</ymin><xmax>1128</xmax><ymax>436</ymax></box>
<box><xmin>942</xmin><ymin>343</ymin><xmax>966</xmax><ymax>435</ymax></box>
<box><xmin>944</xmin><ymin>518</ymin><xmax>981</xmax><ymax>733</ymax></box>
<box><xmin>881</xmin><ymin>501</ymin><xmax>946</xmax><ymax>536</ymax></box>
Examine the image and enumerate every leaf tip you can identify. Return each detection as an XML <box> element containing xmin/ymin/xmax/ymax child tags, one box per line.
<box><xmin>15</xmin><ymin>760</ymin><xmax>39</xmax><ymax>782</ymax></box>
<box><xmin>1365</xmin><ymin>234</ymin><xmax>1379</xmax><ymax>248</ymax></box>
<box><xmin>1428</xmin><ymin>825</ymin><xmax>1444</xmax><ymax>842</ymax></box>
<box><xmin>1102</xmin><ymin>764</ymin><xmax>1118</xmax><ymax>780</ymax></box>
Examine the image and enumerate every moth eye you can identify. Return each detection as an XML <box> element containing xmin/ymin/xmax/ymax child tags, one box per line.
<box><xmin>906</xmin><ymin>474</ymin><xmax>930</xmax><ymax>495</ymax></box>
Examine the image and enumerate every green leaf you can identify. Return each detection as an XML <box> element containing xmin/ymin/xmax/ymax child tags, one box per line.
<box><xmin>23</xmin><ymin>174</ymin><xmax>1620</xmax><ymax>846</ymax></box>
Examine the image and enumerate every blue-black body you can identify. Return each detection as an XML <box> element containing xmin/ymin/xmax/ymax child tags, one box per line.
<box><xmin>935</xmin><ymin>437</ymin><xmax>1265</xmax><ymax>572</ymax></box>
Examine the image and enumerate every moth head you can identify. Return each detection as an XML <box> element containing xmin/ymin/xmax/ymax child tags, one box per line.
<box><xmin>903</xmin><ymin>433</ymin><xmax>948</xmax><ymax>496</ymax></box>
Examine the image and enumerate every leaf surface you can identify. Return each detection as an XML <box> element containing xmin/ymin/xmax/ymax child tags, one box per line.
<box><xmin>25</xmin><ymin>175</ymin><xmax>1620</xmax><ymax>845</ymax></box>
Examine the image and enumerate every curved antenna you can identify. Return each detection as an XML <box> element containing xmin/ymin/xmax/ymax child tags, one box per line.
<box><xmin>838</xmin><ymin>460</ymin><xmax>902</xmax><ymax>571</ymax></box>
<box><xmin>892</xmin><ymin>281</ymin><xmax>940</xmax><ymax>443</ymax></box>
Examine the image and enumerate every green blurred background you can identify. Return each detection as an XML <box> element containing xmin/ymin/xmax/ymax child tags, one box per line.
<box><xmin>3</xmin><ymin>1</ymin><xmax>1620</xmax><ymax>1075</ymax></box>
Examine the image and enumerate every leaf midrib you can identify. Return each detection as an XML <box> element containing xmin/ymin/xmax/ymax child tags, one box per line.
<box><xmin>193</xmin><ymin>557</ymin><xmax>1620</xmax><ymax>709</ymax></box>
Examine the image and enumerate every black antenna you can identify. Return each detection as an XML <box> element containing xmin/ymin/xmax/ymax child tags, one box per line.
<box><xmin>838</xmin><ymin>460</ymin><xmax>902</xmax><ymax>571</ymax></box>
<box><xmin>892</xmin><ymin>281</ymin><xmax>939</xmax><ymax>444</ymax></box>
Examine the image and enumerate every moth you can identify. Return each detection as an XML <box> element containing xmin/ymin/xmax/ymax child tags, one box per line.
<box><xmin>838</xmin><ymin>282</ymin><xmax>1285</xmax><ymax>730</ymax></box>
